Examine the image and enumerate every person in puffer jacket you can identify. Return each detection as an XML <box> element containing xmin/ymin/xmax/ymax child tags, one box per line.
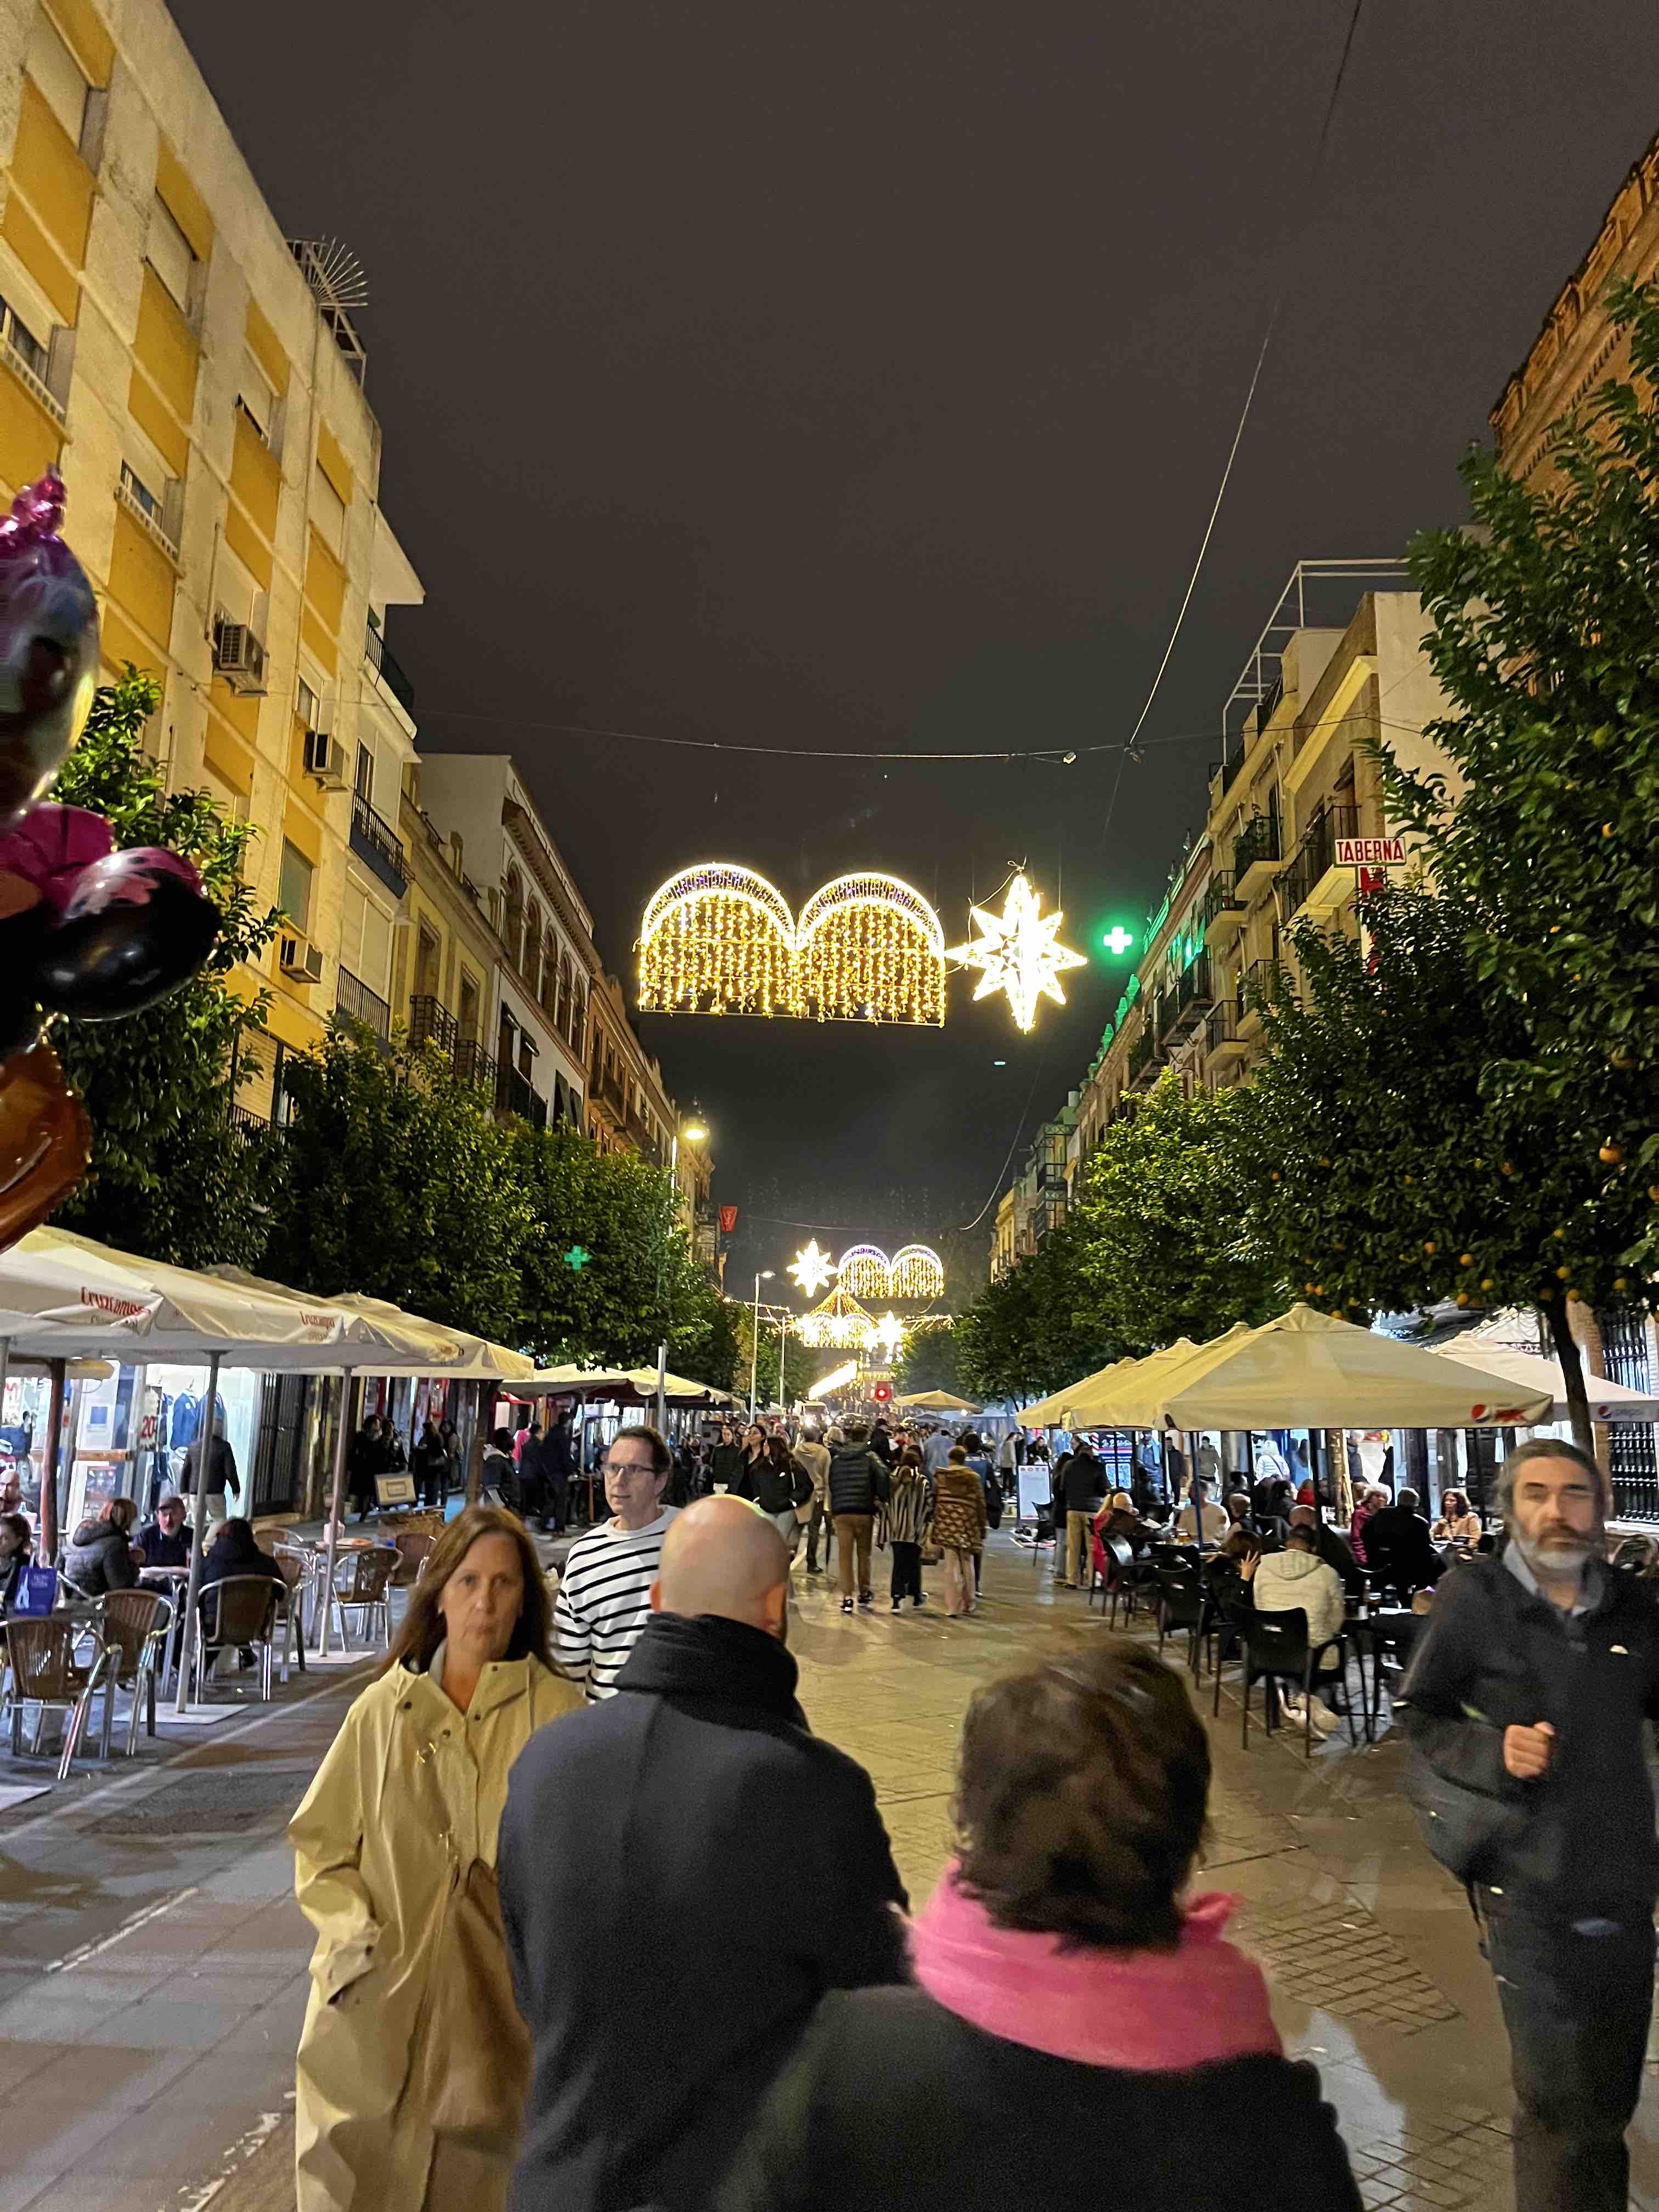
<box><xmin>1244</xmin><ymin>1524</ymin><xmax>1346</xmax><ymax>1734</ymax></box>
<box><xmin>878</xmin><ymin>1447</ymin><xmax>932</xmax><ymax>1611</ymax></box>
<box><xmin>64</xmin><ymin>1496</ymin><xmax>140</xmax><ymax>1596</ymax></box>
<box><xmin>828</xmin><ymin>1423</ymin><xmax>890</xmax><ymax>1613</ymax></box>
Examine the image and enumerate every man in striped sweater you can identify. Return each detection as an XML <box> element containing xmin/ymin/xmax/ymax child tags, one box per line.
<box><xmin>554</xmin><ymin>1424</ymin><xmax>679</xmax><ymax>1699</ymax></box>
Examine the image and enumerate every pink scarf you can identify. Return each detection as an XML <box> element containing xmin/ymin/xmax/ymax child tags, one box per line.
<box><xmin>909</xmin><ymin>1865</ymin><xmax>1281</xmax><ymax>2072</ymax></box>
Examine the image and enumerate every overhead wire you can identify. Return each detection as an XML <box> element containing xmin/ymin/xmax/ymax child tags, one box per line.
<box><xmin>1115</xmin><ymin>0</ymin><xmax>1368</xmax><ymax>760</ymax></box>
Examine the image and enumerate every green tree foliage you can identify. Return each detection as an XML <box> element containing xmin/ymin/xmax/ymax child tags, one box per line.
<box><xmin>1234</xmin><ymin>889</ymin><xmax>1646</xmax><ymax>1447</ymax></box>
<box><xmin>264</xmin><ymin>1029</ymin><xmax>526</xmax><ymax>1340</ymax></box>
<box><xmin>264</xmin><ymin>1026</ymin><xmax>730</xmax><ymax>1375</ymax></box>
<box><xmin>896</xmin><ymin>1318</ymin><xmax>964</xmax><ymax>1396</ymax></box>
<box><xmin>1068</xmin><ymin>1075</ymin><xmax>1282</xmax><ymax>1356</ymax></box>
<box><xmin>955</xmin><ymin>1215</ymin><xmax>1124</xmax><ymax>1402</ymax></box>
<box><xmin>49</xmin><ymin>668</ymin><xmax>281</xmax><ymax>1266</ymax></box>
<box><xmin>515</xmin><ymin>1122</ymin><xmax>732</xmax><ymax>1379</ymax></box>
<box><xmin>1393</xmin><ymin>276</ymin><xmax>1659</xmax><ymax>1293</ymax></box>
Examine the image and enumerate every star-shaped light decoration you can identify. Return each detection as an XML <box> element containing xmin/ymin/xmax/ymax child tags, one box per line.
<box><xmin>873</xmin><ymin>1311</ymin><xmax>906</xmax><ymax>1363</ymax></box>
<box><xmin>788</xmin><ymin>1239</ymin><xmax>837</xmax><ymax>1297</ymax></box>
<box><xmin>947</xmin><ymin>873</ymin><xmax>1087</xmax><ymax>1032</ymax></box>
<box><xmin>563</xmin><ymin>1245</ymin><xmax>592</xmax><ymax>1273</ymax></box>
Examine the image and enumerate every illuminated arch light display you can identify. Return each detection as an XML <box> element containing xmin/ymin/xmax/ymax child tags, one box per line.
<box><xmin>834</xmin><ymin>1243</ymin><xmax>946</xmax><ymax>1302</ymax></box>
<box><xmin>637</xmin><ymin>865</ymin><xmax>946</xmax><ymax>1025</ymax></box>
<box><xmin>797</xmin><ymin>1282</ymin><xmax>879</xmax><ymax>1351</ymax></box>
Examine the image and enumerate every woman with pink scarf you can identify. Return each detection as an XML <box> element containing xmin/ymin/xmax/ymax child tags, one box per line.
<box><xmin>719</xmin><ymin>1643</ymin><xmax>1360</xmax><ymax>2212</ymax></box>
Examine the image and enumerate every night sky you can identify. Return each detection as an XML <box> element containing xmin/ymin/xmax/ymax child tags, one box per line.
<box><xmin>173</xmin><ymin>0</ymin><xmax>1659</xmax><ymax>1299</ymax></box>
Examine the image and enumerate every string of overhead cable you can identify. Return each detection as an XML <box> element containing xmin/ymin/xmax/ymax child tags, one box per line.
<box><xmin>954</xmin><ymin>0</ymin><xmax>1367</xmax><ymax>1245</ymax></box>
<box><xmin>1114</xmin><ymin>0</ymin><xmax>1367</xmax><ymax>764</ymax></box>
<box><xmin>418</xmin><ymin>700</ymin><xmax>1427</xmax><ymax>767</ymax></box>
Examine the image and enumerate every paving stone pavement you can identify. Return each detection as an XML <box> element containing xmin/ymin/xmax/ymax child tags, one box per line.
<box><xmin>3</xmin><ymin>1528</ymin><xmax>1659</xmax><ymax>2208</ymax></box>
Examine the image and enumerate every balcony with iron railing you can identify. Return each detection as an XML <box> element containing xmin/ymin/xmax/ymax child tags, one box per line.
<box><xmin>336</xmin><ymin>967</ymin><xmax>392</xmax><ymax>1045</ymax></box>
<box><xmin>364</xmin><ymin>623</ymin><xmax>416</xmax><ymax>718</ymax></box>
<box><xmin>1232</xmin><ymin>812</ymin><xmax>1281</xmax><ymax>898</ymax></box>
<box><xmin>1279</xmin><ymin>802</ymin><xmax>1359</xmax><ymax>921</ymax></box>
<box><xmin>1203</xmin><ymin>999</ymin><xmax>1245</xmax><ymax>1062</ymax></box>
<box><xmin>1164</xmin><ymin>953</ymin><xmax>1215</xmax><ymax>1044</ymax></box>
<box><xmin>1201</xmin><ymin>870</ymin><xmax>1245</xmax><ymax>950</ymax></box>
<box><xmin>350</xmin><ymin>792</ymin><xmax>408</xmax><ymax>899</ymax></box>
<box><xmin>454</xmin><ymin>1037</ymin><xmax>498</xmax><ymax>1093</ymax></box>
<box><xmin>496</xmin><ymin>1065</ymin><xmax>549</xmax><ymax>1130</ymax></box>
<box><xmin>1237</xmin><ymin>957</ymin><xmax>1281</xmax><ymax>1036</ymax></box>
<box><xmin>1126</xmin><ymin>1020</ymin><xmax>1163</xmax><ymax>1090</ymax></box>
<box><xmin>408</xmin><ymin>994</ymin><xmax>460</xmax><ymax>1055</ymax></box>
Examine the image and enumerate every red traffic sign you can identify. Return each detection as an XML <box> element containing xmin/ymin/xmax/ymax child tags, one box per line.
<box><xmin>1334</xmin><ymin>834</ymin><xmax>1405</xmax><ymax>868</ymax></box>
<box><xmin>871</xmin><ymin>1381</ymin><xmax>893</xmax><ymax>1403</ymax></box>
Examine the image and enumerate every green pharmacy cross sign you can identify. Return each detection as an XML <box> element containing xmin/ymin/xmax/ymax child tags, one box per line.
<box><xmin>563</xmin><ymin>1245</ymin><xmax>592</xmax><ymax>1273</ymax></box>
<box><xmin>1103</xmin><ymin>925</ymin><xmax>1135</xmax><ymax>957</ymax></box>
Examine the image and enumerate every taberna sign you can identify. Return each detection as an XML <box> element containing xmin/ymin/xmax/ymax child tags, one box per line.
<box><xmin>1335</xmin><ymin>833</ymin><xmax>1406</xmax><ymax>867</ymax></box>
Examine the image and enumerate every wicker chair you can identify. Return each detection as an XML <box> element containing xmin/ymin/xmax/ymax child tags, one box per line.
<box><xmin>332</xmin><ymin>1546</ymin><xmax>400</xmax><ymax>1650</ymax></box>
<box><xmin>94</xmin><ymin>1588</ymin><xmax>173</xmax><ymax>1755</ymax></box>
<box><xmin>1</xmin><ymin>1616</ymin><xmax>110</xmax><ymax>1779</ymax></box>
<box><xmin>193</xmin><ymin>1576</ymin><xmax>280</xmax><ymax>1703</ymax></box>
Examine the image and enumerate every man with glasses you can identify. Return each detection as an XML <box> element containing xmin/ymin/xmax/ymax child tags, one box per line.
<box><xmin>554</xmin><ymin>1425</ymin><xmax>678</xmax><ymax>1700</ymax></box>
<box><xmin>1404</xmin><ymin>1438</ymin><xmax>1659</xmax><ymax>2212</ymax></box>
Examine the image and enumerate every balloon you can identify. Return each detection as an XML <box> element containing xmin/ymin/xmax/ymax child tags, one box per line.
<box><xmin>0</xmin><ymin>472</ymin><xmax>99</xmax><ymax>827</ymax></box>
<box><xmin>36</xmin><ymin>855</ymin><xmax>218</xmax><ymax>1019</ymax></box>
<box><xmin>0</xmin><ymin>1039</ymin><xmax>91</xmax><ymax>1248</ymax></box>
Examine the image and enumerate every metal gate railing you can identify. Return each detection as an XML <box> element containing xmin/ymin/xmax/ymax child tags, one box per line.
<box><xmin>1598</xmin><ymin>1308</ymin><xmax>1659</xmax><ymax>1521</ymax></box>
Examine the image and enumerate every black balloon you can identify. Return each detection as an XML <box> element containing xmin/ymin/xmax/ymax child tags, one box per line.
<box><xmin>35</xmin><ymin>873</ymin><xmax>219</xmax><ymax>1020</ymax></box>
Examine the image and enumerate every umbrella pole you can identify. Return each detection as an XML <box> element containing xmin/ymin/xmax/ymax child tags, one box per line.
<box><xmin>1308</xmin><ymin>1428</ymin><xmax>1324</xmax><ymax>1528</ymax></box>
<box><xmin>1187</xmin><ymin>1431</ymin><xmax>1205</xmax><ymax>1558</ymax></box>
<box><xmin>39</xmin><ymin>1356</ymin><xmax>64</xmax><ymax>1564</ymax></box>
<box><xmin>175</xmin><ymin>1350</ymin><xmax>223</xmax><ymax>1716</ymax></box>
<box><xmin>317</xmin><ymin>1368</ymin><xmax>353</xmax><ymax>1658</ymax></box>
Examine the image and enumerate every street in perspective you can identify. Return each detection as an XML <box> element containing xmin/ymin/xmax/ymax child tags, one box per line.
<box><xmin>4</xmin><ymin>3</ymin><xmax>1659</xmax><ymax>2210</ymax></box>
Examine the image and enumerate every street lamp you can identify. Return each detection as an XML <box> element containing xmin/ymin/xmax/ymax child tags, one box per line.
<box><xmin>749</xmin><ymin>1271</ymin><xmax>775</xmax><ymax>1416</ymax></box>
<box><xmin>655</xmin><ymin>1116</ymin><xmax>709</xmax><ymax>1432</ymax></box>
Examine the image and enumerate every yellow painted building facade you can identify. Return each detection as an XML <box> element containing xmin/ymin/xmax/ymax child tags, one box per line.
<box><xmin>0</xmin><ymin>0</ymin><xmax>425</xmax><ymax>1111</ymax></box>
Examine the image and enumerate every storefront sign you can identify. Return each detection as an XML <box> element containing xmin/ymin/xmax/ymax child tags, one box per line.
<box><xmin>1334</xmin><ymin>834</ymin><xmax>1405</xmax><ymax>867</ymax></box>
<box><xmin>719</xmin><ymin>1205</ymin><xmax>739</xmax><ymax>1235</ymax></box>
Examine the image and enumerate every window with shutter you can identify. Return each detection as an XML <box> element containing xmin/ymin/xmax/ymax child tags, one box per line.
<box><xmin>146</xmin><ymin>194</ymin><xmax>194</xmax><ymax>313</ymax></box>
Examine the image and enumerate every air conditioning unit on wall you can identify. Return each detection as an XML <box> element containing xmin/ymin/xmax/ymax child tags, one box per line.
<box><xmin>303</xmin><ymin>729</ymin><xmax>347</xmax><ymax>788</ymax></box>
<box><xmin>279</xmin><ymin>932</ymin><xmax>324</xmax><ymax>984</ymax></box>
<box><xmin>213</xmin><ymin>617</ymin><xmax>268</xmax><ymax>695</ymax></box>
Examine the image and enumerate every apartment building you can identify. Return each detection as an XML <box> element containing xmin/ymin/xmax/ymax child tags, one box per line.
<box><xmin>0</xmin><ymin>0</ymin><xmax>428</xmax><ymax>1116</ymax></box>
<box><xmin>998</xmin><ymin>562</ymin><xmax>1455</xmax><ymax>1269</ymax></box>
<box><xmin>412</xmin><ymin>754</ymin><xmax>594</xmax><ymax>1131</ymax></box>
<box><xmin>1491</xmin><ymin>127</ymin><xmax>1659</xmax><ymax>483</ymax></box>
<box><xmin>586</xmin><ymin>968</ymin><xmax>712</xmax><ymax>1212</ymax></box>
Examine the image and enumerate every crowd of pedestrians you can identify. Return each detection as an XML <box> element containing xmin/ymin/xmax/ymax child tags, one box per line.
<box><xmin>281</xmin><ymin>1409</ymin><xmax>1656</xmax><ymax>2212</ymax></box>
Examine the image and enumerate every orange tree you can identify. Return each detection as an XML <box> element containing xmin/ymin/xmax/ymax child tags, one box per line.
<box><xmin>1230</xmin><ymin>885</ymin><xmax>1649</xmax><ymax>1448</ymax></box>
<box><xmin>1380</xmin><ymin>276</ymin><xmax>1659</xmax><ymax>1415</ymax></box>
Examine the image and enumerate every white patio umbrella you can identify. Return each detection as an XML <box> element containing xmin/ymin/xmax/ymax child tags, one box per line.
<box><xmin>0</xmin><ymin>1231</ymin><xmax>444</xmax><ymax>1708</ymax></box>
<box><xmin>207</xmin><ymin>1273</ymin><xmax>535</xmax><ymax>1657</ymax></box>
<box><xmin>1144</xmin><ymin>1306</ymin><xmax>1554</xmax><ymax>1432</ymax></box>
<box><xmin>1435</xmin><ymin>1335</ymin><xmax>1659</xmax><ymax>1424</ymax></box>
<box><xmin>893</xmin><ymin>1389</ymin><xmax>983</xmax><ymax>1415</ymax></box>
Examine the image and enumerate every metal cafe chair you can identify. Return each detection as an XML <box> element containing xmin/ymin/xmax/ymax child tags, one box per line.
<box><xmin>1</xmin><ymin>1616</ymin><xmax>112</xmax><ymax>1780</ymax></box>
<box><xmin>390</xmin><ymin>1531</ymin><xmax>436</xmax><ymax>1588</ymax></box>
<box><xmin>94</xmin><ymin>1588</ymin><xmax>173</xmax><ymax>1756</ymax></box>
<box><xmin>193</xmin><ymin>1577</ymin><xmax>280</xmax><ymax>1703</ymax></box>
<box><xmin>269</xmin><ymin>1547</ymin><xmax>311</xmax><ymax>1681</ymax></box>
<box><xmin>331</xmin><ymin>1545</ymin><xmax>400</xmax><ymax>1651</ymax></box>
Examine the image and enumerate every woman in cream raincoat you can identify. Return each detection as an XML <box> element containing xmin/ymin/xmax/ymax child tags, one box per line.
<box><xmin>290</xmin><ymin>1503</ymin><xmax>580</xmax><ymax>2210</ymax></box>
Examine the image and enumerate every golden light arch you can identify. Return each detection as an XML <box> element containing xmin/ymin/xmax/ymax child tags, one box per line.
<box><xmin>637</xmin><ymin>865</ymin><xmax>946</xmax><ymax>1025</ymax></box>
